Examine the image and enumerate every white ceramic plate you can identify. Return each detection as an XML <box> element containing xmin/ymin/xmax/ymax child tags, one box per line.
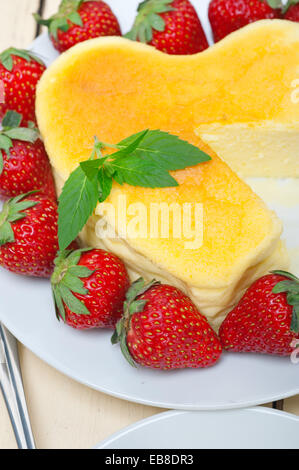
<box><xmin>0</xmin><ymin>0</ymin><xmax>298</xmax><ymax>411</ymax></box>
<box><xmin>97</xmin><ymin>407</ymin><xmax>299</xmax><ymax>449</ymax></box>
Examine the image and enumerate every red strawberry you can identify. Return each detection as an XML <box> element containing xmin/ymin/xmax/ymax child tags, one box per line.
<box><xmin>219</xmin><ymin>271</ymin><xmax>299</xmax><ymax>356</ymax></box>
<box><xmin>283</xmin><ymin>0</ymin><xmax>299</xmax><ymax>21</ymax></box>
<box><xmin>35</xmin><ymin>0</ymin><xmax>121</xmax><ymax>54</ymax></box>
<box><xmin>0</xmin><ymin>192</ymin><xmax>60</xmax><ymax>278</ymax></box>
<box><xmin>112</xmin><ymin>279</ymin><xmax>222</xmax><ymax>370</ymax></box>
<box><xmin>0</xmin><ymin>111</ymin><xmax>56</xmax><ymax>201</ymax></box>
<box><xmin>125</xmin><ymin>0</ymin><xmax>209</xmax><ymax>55</ymax></box>
<box><xmin>51</xmin><ymin>248</ymin><xmax>130</xmax><ymax>330</ymax></box>
<box><xmin>208</xmin><ymin>0</ymin><xmax>281</xmax><ymax>43</ymax></box>
<box><xmin>0</xmin><ymin>48</ymin><xmax>46</xmax><ymax>125</ymax></box>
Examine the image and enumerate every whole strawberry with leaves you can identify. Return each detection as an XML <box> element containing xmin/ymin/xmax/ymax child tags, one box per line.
<box><xmin>51</xmin><ymin>248</ymin><xmax>130</xmax><ymax>330</ymax></box>
<box><xmin>35</xmin><ymin>0</ymin><xmax>121</xmax><ymax>53</ymax></box>
<box><xmin>219</xmin><ymin>271</ymin><xmax>299</xmax><ymax>356</ymax></box>
<box><xmin>0</xmin><ymin>111</ymin><xmax>56</xmax><ymax>200</ymax></box>
<box><xmin>125</xmin><ymin>0</ymin><xmax>209</xmax><ymax>55</ymax></box>
<box><xmin>283</xmin><ymin>0</ymin><xmax>299</xmax><ymax>21</ymax></box>
<box><xmin>0</xmin><ymin>48</ymin><xmax>45</xmax><ymax>125</ymax></box>
<box><xmin>208</xmin><ymin>0</ymin><xmax>281</xmax><ymax>43</ymax></box>
<box><xmin>112</xmin><ymin>279</ymin><xmax>222</xmax><ymax>370</ymax></box>
<box><xmin>0</xmin><ymin>192</ymin><xmax>60</xmax><ymax>278</ymax></box>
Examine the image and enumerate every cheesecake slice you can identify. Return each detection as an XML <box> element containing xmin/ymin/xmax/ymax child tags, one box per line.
<box><xmin>36</xmin><ymin>26</ymin><xmax>291</xmax><ymax>329</ymax></box>
<box><xmin>52</xmin><ymin>140</ymin><xmax>288</xmax><ymax>329</ymax></box>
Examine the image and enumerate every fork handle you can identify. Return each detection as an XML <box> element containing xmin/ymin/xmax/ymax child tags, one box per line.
<box><xmin>0</xmin><ymin>326</ymin><xmax>35</xmax><ymax>449</ymax></box>
<box><xmin>0</xmin><ymin>366</ymin><xmax>31</xmax><ymax>449</ymax></box>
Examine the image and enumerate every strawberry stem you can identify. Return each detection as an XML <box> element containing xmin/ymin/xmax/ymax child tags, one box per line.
<box><xmin>34</xmin><ymin>0</ymin><xmax>86</xmax><ymax>39</ymax></box>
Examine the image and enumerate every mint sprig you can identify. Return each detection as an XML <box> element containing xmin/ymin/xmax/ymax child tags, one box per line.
<box><xmin>0</xmin><ymin>111</ymin><xmax>39</xmax><ymax>175</ymax></box>
<box><xmin>58</xmin><ymin>129</ymin><xmax>211</xmax><ymax>251</ymax></box>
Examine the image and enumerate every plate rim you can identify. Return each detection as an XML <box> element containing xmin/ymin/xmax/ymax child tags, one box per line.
<box><xmin>1</xmin><ymin>308</ymin><xmax>299</xmax><ymax>411</ymax></box>
<box><xmin>96</xmin><ymin>406</ymin><xmax>299</xmax><ymax>449</ymax></box>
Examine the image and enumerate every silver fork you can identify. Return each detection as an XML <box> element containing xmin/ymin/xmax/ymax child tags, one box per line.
<box><xmin>0</xmin><ymin>324</ymin><xmax>36</xmax><ymax>449</ymax></box>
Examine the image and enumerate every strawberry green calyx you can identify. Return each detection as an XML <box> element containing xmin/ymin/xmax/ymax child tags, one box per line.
<box><xmin>282</xmin><ymin>0</ymin><xmax>299</xmax><ymax>13</ymax></box>
<box><xmin>125</xmin><ymin>0</ymin><xmax>175</xmax><ymax>43</ymax></box>
<box><xmin>51</xmin><ymin>248</ymin><xmax>95</xmax><ymax>322</ymax></box>
<box><xmin>0</xmin><ymin>192</ymin><xmax>39</xmax><ymax>245</ymax></box>
<box><xmin>0</xmin><ymin>111</ymin><xmax>40</xmax><ymax>175</ymax></box>
<box><xmin>272</xmin><ymin>270</ymin><xmax>299</xmax><ymax>333</ymax></box>
<box><xmin>34</xmin><ymin>0</ymin><xmax>88</xmax><ymax>39</ymax></box>
<box><xmin>0</xmin><ymin>47</ymin><xmax>44</xmax><ymax>72</ymax></box>
<box><xmin>265</xmin><ymin>0</ymin><xmax>283</xmax><ymax>9</ymax></box>
<box><xmin>111</xmin><ymin>278</ymin><xmax>160</xmax><ymax>367</ymax></box>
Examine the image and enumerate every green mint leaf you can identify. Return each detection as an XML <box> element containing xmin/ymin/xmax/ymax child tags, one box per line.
<box><xmin>112</xmin><ymin>156</ymin><xmax>179</xmax><ymax>188</ymax></box>
<box><xmin>111</xmin><ymin>129</ymin><xmax>149</xmax><ymax>160</ymax></box>
<box><xmin>2</xmin><ymin>111</ymin><xmax>22</xmax><ymax>129</ymax></box>
<box><xmin>58</xmin><ymin>166</ymin><xmax>99</xmax><ymax>251</ymax></box>
<box><xmin>116</xmin><ymin>130</ymin><xmax>211</xmax><ymax>171</ymax></box>
<box><xmin>98</xmin><ymin>168</ymin><xmax>113</xmax><ymax>203</ymax></box>
<box><xmin>80</xmin><ymin>158</ymin><xmax>104</xmax><ymax>180</ymax></box>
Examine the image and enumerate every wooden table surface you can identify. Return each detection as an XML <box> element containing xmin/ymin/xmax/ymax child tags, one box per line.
<box><xmin>0</xmin><ymin>0</ymin><xmax>298</xmax><ymax>450</ymax></box>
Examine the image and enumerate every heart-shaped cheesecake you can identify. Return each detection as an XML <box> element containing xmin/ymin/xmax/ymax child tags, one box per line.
<box><xmin>36</xmin><ymin>20</ymin><xmax>296</xmax><ymax>328</ymax></box>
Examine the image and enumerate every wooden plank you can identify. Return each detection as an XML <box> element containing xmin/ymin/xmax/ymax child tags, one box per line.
<box><xmin>19</xmin><ymin>346</ymin><xmax>162</xmax><ymax>450</ymax></box>
<box><xmin>43</xmin><ymin>0</ymin><xmax>61</xmax><ymax>18</ymax></box>
<box><xmin>0</xmin><ymin>0</ymin><xmax>40</xmax><ymax>50</ymax></box>
<box><xmin>37</xmin><ymin>0</ymin><xmax>62</xmax><ymax>37</ymax></box>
